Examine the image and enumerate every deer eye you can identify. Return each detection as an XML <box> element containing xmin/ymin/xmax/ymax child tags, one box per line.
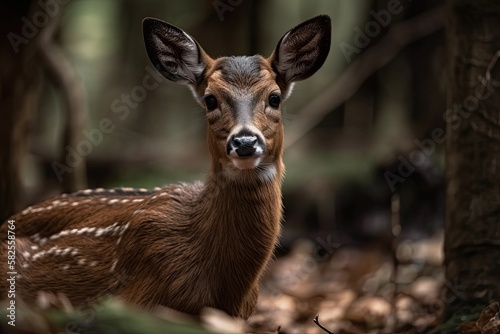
<box><xmin>268</xmin><ymin>94</ymin><xmax>281</xmax><ymax>108</ymax></box>
<box><xmin>204</xmin><ymin>95</ymin><xmax>218</xmax><ymax>111</ymax></box>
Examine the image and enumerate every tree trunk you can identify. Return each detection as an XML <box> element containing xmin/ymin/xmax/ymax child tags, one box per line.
<box><xmin>0</xmin><ymin>1</ymin><xmax>41</xmax><ymax>222</ymax></box>
<box><xmin>445</xmin><ymin>0</ymin><xmax>500</xmax><ymax>321</ymax></box>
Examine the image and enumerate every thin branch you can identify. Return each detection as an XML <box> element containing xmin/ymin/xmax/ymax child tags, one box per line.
<box><xmin>313</xmin><ymin>315</ymin><xmax>335</xmax><ymax>334</ymax></box>
<box><xmin>37</xmin><ymin>8</ymin><xmax>87</xmax><ymax>192</ymax></box>
<box><xmin>285</xmin><ymin>5</ymin><xmax>445</xmax><ymax>149</ymax></box>
<box><xmin>482</xmin><ymin>50</ymin><xmax>500</xmax><ymax>85</ymax></box>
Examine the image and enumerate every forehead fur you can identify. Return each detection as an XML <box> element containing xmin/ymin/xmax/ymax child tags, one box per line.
<box><xmin>208</xmin><ymin>56</ymin><xmax>276</xmax><ymax>91</ymax></box>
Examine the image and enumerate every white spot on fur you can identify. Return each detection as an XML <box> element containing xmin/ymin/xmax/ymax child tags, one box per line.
<box><xmin>31</xmin><ymin>250</ymin><xmax>45</xmax><ymax>261</ymax></box>
<box><xmin>96</xmin><ymin>222</ymin><xmax>118</xmax><ymax>237</ymax></box>
<box><xmin>76</xmin><ymin>228</ymin><xmax>88</xmax><ymax>235</ymax></box>
<box><xmin>31</xmin><ymin>207</ymin><xmax>46</xmax><ymax>213</ymax></box>
<box><xmin>61</xmin><ymin>248</ymin><xmax>72</xmax><ymax>256</ymax></box>
<box><xmin>82</xmin><ymin>189</ymin><xmax>93</xmax><ymax>194</ymax></box>
<box><xmin>90</xmin><ymin>261</ymin><xmax>98</xmax><ymax>266</ymax></box>
<box><xmin>110</xmin><ymin>260</ymin><xmax>118</xmax><ymax>272</ymax></box>
<box><xmin>40</xmin><ymin>222</ymin><xmax>128</xmax><ymax>244</ymax></box>
<box><xmin>63</xmin><ymin>265</ymin><xmax>70</xmax><ymax>270</ymax></box>
<box><xmin>132</xmin><ymin>199</ymin><xmax>144</xmax><ymax>203</ymax></box>
<box><xmin>22</xmin><ymin>251</ymin><xmax>30</xmax><ymax>258</ymax></box>
<box><xmin>71</xmin><ymin>202</ymin><xmax>79</xmax><ymax>206</ymax></box>
<box><xmin>31</xmin><ymin>246</ymin><xmax>56</xmax><ymax>261</ymax></box>
<box><xmin>120</xmin><ymin>223</ymin><xmax>128</xmax><ymax>235</ymax></box>
<box><xmin>95</xmin><ymin>188</ymin><xmax>105</xmax><ymax>193</ymax></box>
<box><xmin>78</xmin><ymin>258</ymin><xmax>86</xmax><ymax>265</ymax></box>
<box><xmin>21</xmin><ymin>207</ymin><xmax>32</xmax><ymax>215</ymax></box>
<box><xmin>108</xmin><ymin>199</ymin><xmax>119</xmax><ymax>204</ymax></box>
<box><xmin>120</xmin><ymin>199</ymin><xmax>130</xmax><ymax>204</ymax></box>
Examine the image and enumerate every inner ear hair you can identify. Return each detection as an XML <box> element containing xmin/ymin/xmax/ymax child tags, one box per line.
<box><xmin>271</xmin><ymin>15</ymin><xmax>331</xmax><ymax>88</ymax></box>
<box><xmin>142</xmin><ymin>18</ymin><xmax>207</xmax><ymax>85</ymax></box>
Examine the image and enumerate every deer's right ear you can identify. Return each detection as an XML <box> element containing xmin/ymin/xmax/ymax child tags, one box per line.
<box><xmin>142</xmin><ymin>18</ymin><xmax>208</xmax><ymax>86</ymax></box>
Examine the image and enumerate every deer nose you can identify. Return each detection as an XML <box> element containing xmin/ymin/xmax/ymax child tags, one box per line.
<box><xmin>228</xmin><ymin>134</ymin><xmax>259</xmax><ymax>157</ymax></box>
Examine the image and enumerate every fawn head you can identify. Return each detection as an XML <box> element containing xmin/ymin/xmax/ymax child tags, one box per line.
<box><xmin>143</xmin><ymin>16</ymin><xmax>331</xmax><ymax>178</ymax></box>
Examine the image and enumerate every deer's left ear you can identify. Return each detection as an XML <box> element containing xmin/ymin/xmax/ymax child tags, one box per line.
<box><xmin>269</xmin><ymin>15</ymin><xmax>331</xmax><ymax>92</ymax></box>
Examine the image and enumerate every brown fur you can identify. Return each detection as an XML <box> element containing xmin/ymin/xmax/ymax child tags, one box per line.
<box><xmin>0</xmin><ymin>15</ymin><xmax>331</xmax><ymax>319</ymax></box>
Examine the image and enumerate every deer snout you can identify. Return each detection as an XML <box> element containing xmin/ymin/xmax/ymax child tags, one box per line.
<box><xmin>227</xmin><ymin>130</ymin><xmax>265</xmax><ymax>169</ymax></box>
<box><xmin>231</xmin><ymin>135</ymin><xmax>258</xmax><ymax>157</ymax></box>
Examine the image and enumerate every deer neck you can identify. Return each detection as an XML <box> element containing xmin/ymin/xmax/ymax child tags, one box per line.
<box><xmin>193</xmin><ymin>156</ymin><xmax>284</xmax><ymax>294</ymax></box>
<box><xmin>200</xmin><ymin>156</ymin><xmax>284</xmax><ymax>235</ymax></box>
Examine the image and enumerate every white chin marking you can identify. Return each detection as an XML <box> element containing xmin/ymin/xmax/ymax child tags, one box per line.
<box><xmin>232</xmin><ymin>157</ymin><xmax>262</xmax><ymax>170</ymax></box>
<box><xmin>258</xmin><ymin>164</ymin><xmax>277</xmax><ymax>183</ymax></box>
<box><xmin>223</xmin><ymin>161</ymin><xmax>277</xmax><ymax>183</ymax></box>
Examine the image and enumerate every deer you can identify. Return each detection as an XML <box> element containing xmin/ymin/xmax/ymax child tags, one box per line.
<box><xmin>0</xmin><ymin>15</ymin><xmax>331</xmax><ymax>319</ymax></box>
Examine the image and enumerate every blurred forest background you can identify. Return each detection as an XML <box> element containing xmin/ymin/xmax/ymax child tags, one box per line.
<box><xmin>3</xmin><ymin>0</ymin><xmax>500</xmax><ymax>333</ymax></box>
<box><xmin>2</xmin><ymin>0</ymin><xmax>446</xmax><ymax>243</ymax></box>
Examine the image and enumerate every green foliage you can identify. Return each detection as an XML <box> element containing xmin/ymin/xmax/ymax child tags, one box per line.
<box><xmin>1</xmin><ymin>298</ymin><xmax>212</xmax><ymax>334</ymax></box>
